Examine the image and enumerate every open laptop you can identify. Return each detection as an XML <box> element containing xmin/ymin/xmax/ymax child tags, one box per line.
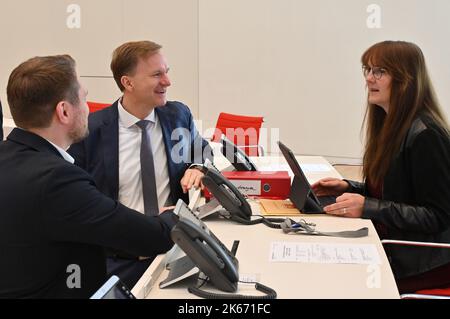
<box><xmin>277</xmin><ymin>141</ymin><xmax>336</xmax><ymax>213</ymax></box>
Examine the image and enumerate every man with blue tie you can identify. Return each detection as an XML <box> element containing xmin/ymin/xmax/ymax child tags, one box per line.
<box><xmin>68</xmin><ymin>40</ymin><xmax>212</xmax><ymax>288</ymax></box>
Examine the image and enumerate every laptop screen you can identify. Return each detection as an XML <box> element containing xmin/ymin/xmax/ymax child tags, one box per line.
<box><xmin>277</xmin><ymin>141</ymin><xmax>323</xmax><ymax>213</ymax></box>
<box><xmin>278</xmin><ymin>141</ymin><xmax>304</xmax><ymax>178</ymax></box>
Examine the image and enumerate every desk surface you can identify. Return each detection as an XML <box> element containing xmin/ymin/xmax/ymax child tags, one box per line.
<box><xmin>133</xmin><ymin>216</ymin><xmax>399</xmax><ymax>299</ymax></box>
<box><xmin>132</xmin><ymin>155</ymin><xmax>399</xmax><ymax>299</ymax></box>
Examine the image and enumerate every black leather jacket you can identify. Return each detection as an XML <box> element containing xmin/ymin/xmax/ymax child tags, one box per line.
<box><xmin>347</xmin><ymin>117</ymin><xmax>450</xmax><ymax>279</ymax></box>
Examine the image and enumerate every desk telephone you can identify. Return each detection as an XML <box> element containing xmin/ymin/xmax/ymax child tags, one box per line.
<box><xmin>170</xmin><ymin>200</ymin><xmax>277</xmax><ymax>299</ymax></box>
<box><xmin>220</xmin><ymin>134</ymin><xmax>257</xmax><ymax>171</ymax></box>
<box><xmin>201</xmin><ymin>168</ymin><xmax>252</xmax><ymax>222</ymax></box>
<box><xmin>201</xmin><ymin>167</ymin><xmax>287</xmax><ymax>228</ymax></box>
<box><xmin>171</xmin><ymin>200</ymin><xmax>239</xmax><ymax>292</ymax></box>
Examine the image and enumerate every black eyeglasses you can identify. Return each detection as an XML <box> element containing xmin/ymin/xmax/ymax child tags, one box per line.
<box><xmin>362</xmin><ymin>65</ymin><xmax>387</xmax><ymax>80</ymax></box>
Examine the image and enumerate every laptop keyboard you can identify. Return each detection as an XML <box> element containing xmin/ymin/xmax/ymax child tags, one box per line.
<box><xmin>318</xmin><ymin>196</ymin><xmax>336</xmax><ymax>207</ymax></box>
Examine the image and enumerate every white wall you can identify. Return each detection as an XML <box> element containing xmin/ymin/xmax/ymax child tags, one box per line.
<box><xmin>198</xmin><ymin>0</ymin><xmax>450</xmax><ymax>161</ymax></box>
<box><xmin>0</xmin><ymin>0</ymin><xmax>199</xmax><ymax>116</ymax></box>
<box><xmin>1</xmin><ymin>0</ymin><xmax>449</xmax><ymax>161</ymax></box>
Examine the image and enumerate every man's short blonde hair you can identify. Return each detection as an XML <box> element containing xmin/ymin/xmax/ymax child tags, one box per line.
<box><xmin>111</xmin><ymin>40</ymin><xmax>162</xmax><ymax>91</ymax></box>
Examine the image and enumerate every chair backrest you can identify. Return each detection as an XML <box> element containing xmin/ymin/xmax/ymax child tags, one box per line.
<box><xmin>381</xmin><ymin>239</ymin><xmax>450</xmax><ymax>299</ymax></box>
<box><xmin>212</xmin><ymin>112</ymin><xmax>264</xmax><ymax>156</ymax></box>
<box><xmin>414</xmin><ymin>287</ymin><xmax>450</xmax><ymax>297</ymax></box>
<box><xmin>87</xmin><ymin>101</ymin><xmax>110</xmax><ymax>113</ymax></box>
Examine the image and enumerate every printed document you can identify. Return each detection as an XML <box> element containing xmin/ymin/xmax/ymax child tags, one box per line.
<box><xmin>270</xmin><ymin>242</ymin><xmax>381</xmax><ymax>265</ymax></box>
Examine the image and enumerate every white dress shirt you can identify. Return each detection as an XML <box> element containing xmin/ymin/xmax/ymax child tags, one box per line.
<box><xmin>117</xmin><ymin>100</ymin><xmax>171</xmax><ymax>214</ymax></box>
<box><xmin>48</xmin><ymin>140</ymin><xmax>75</xmax><ymax>164</ymax></box>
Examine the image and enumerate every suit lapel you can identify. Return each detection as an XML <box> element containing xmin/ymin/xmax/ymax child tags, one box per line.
<box><xmin>155</xmin><ymin>107</ymin><xmax>180</xmax><ymax>201</ymax></box>
<box><xmin>100</xmin><ymin>103</ymin><xmax>120</xmax><ymax>199</ymax></box>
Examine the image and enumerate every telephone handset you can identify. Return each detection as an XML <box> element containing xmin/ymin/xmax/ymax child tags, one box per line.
<box><xmin>201</xmin><ymin>168</ymin><xmax>252</xmax><ymax>221</ymax></box>
<box><xmin>201</xmin><ymin>167</ymin><xmax>286</xmax><ymax>228</ymax></box>
<box><xmin>171</xmin><ymin>200</ymin><xmax>239</xmax><ymax>292</ymax></box>
<box><xmin>220</xmin><ymin>134</ymin><xmax>257</xmax><ymax>171</ymax></box>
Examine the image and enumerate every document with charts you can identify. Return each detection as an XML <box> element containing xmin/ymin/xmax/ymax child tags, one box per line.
<box><xmin>270</xmin><ymin>242</ymin><xmax>381</xmax><ymax>265</ymax></box>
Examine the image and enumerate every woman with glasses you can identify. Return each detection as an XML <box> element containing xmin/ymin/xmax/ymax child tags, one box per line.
<box><xmin>312</xmin><ymin>41</ymin><xmax>450</xmax><ymax>294</ymax></box>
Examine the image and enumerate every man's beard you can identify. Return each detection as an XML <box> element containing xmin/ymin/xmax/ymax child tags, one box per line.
<box><xmin>69</xmin><ymin>124</ymin><xmax>89</xmax><ymax>144</ymax></box>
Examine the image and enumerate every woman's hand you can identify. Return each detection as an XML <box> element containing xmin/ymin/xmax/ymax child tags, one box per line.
<box><xmin>323</xmin><ymin>193</ymin><xmax>365</xmax><ymax>218</ymax></box>
<box><xmin>311</xmin><ymin>177</ymin><xmax>350</xmax><ymax>196</ymax></box>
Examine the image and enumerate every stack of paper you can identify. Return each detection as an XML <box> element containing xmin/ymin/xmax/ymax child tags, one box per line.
<box><xmin>259</xmin><ymin>199</ymin><xmax>301</xmax><ymax>216</ymax></box>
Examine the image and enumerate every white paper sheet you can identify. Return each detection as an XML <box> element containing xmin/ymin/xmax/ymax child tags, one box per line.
<box><xmin>256</xmin><ymin>163</ymin><xmax>291</xmax><ymax>172</ymax></box>
<box><xmin>300</xmin><ymin>164</ymin><xmax>332</xmax><ymax>173</ymax></box>
<box><xmin>270</xmin><ymin>242</ymin><xmax>381</xmax><ymax>265</ymax></box>
<box><xmin>257</xmin><ymin>163</ymin><xmax>331</xmax><ymax>174</ymax></box>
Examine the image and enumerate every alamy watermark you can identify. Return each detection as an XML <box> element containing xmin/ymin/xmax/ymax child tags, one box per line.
<box><xmin>66</xmin><ymin>264</ymin><xmax>81</xmax><ymax>289</ymax></box>
<box><xmin>66</xmin><ymin>4</ymin><xmax>382</xmax><ymax>30</ymax></box>
<box><xmin>168</xmin><ymin>121</ymin><xmax>280</xmax><ymax>165</ymax></box>
<box><xmin>66</xmin><ymin>4</ymin><xmax>81</xmax><ymax>29</ymax></box>
<box><xmin>367</xmin><ymin>4</ymin><xmax>382</xmax><ymax>29</ymax></box>
<box><xmin>366</xmin><ymin>264</ymin><xmax>381</xmax><ymax>289</ymax></box>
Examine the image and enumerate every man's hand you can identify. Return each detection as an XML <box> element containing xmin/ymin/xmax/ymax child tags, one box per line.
<box><xmin>159</xmin><ymin>206</ymin><xmax>175</xmax><ymax>214</ymax></box>
<box><xmin>180</xmin><ymin>168</ymin><xmax>205</xmax><ymax>193</ymax></box>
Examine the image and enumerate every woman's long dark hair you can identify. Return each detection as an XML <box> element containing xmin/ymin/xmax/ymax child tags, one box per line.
<box><xmin>361</xmin><ymin>41</ymin><xmax>448</xmax><ymax>186</ymax></box>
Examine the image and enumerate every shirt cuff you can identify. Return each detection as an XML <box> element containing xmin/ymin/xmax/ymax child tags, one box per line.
<box><xmin>188</xmin><ymin>163</ymin><xmax>207</xmax><ymax>173</ymax></box>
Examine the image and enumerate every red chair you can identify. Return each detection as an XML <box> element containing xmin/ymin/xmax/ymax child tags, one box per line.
<box><xmin>87</xmin><ymin>101</ymin><xmax>110</xmax><ymax>113</ymax></box>
<box><xmin>211</xmin><ymin>112</ymin><xmax>264</xmax><ymax>156</ymax></box>
<box><xmin>381</xmin><ymin>239</ymin><xmax>450</xmax><ymax>299</ymax></box>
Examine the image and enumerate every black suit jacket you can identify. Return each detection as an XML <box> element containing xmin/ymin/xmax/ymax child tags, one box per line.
<box><xmin>348</xmin><ymin>116</ymin><xmax>450</xmax><ymax>279</ymax></box>
<box><xmin>0</xmin><ymin>129</ymin><xmax>177</xmax><ymax>298</ymax></box>
<box><xmin>68</xmin><ymin>100</ymin><xmax>212</xmax><ymax>205</ymax></box>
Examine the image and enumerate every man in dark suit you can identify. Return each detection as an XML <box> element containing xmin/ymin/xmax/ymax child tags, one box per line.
<box><xmin>0</xmin><ymin>100</ymin><xmax>3</xmax><ymax>140</ymax></box>
<box><xmin>0</xmin><ymin>55</ymin><xmax>178</xmax><ymax>298</ymax></box>
<box><xmin>68</xmin><ymin>41</ymin><xmax>212</xmax><ymax>287</ymax></box>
